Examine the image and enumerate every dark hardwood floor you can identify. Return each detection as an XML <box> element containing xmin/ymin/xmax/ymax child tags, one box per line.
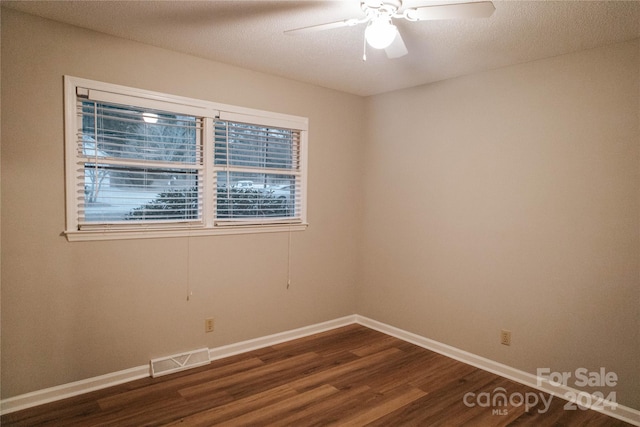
<box><xmin>2</xmin><ymin>324</ymin><xmax>631</xmax><ymax>426</ymax></box>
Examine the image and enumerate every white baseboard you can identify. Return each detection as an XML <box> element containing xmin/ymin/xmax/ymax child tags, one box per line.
<box><xmin>354</xmin><ymin>315</ymin><xmax>640</xmax><ymax>426</ymax></box>
<box><xmin>0</xmin><ymin>315</ymin><xmax>357</xmax><ymax>415</ymax></box>
<box><xmin>0</xmin><ymin>365</ymin><xmax>150</xmax><ymax>415</ymax></box>
<box><xmin>207</xmin><ymin>315</ymin><xmax>357</xmax><ymax>361</ymax></box>
<box><xmin>2</xmin><ymin>313</ymin><xmax>638</xmax><ymax>426</ymax></box>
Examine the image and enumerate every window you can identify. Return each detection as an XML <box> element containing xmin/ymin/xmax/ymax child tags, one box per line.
<box><xmin>64</xmin><ymin>76</ymin><xmax>308</xmax><ymax>241</ymax></box>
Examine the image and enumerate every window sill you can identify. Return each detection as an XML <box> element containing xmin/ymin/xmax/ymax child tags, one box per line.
<box><xmin>64</xmin><ymin>223</ymin><xmax>308</xmax><ymax>242</ymax></box>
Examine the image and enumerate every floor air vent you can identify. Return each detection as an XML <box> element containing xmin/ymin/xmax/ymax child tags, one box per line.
<box><xmin>150</xmin><ymin>348</ymin><xmax>211</xmax><ymax>378</ymax></box>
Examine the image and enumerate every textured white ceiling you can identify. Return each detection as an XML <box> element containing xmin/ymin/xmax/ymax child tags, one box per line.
<box><xmin>4</xmin><ymin>0</ymin><xmax>640</xmax><ymax>96</ymax></box>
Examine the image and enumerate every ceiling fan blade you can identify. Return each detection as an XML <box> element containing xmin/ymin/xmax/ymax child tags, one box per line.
<box><xmin>407</xmin><ymin>1</ymin><xmax>495</xmax><ymax>21</ymax></box>
<box><xmin>385</xmin><ymin>29</ymin><xmax>408</xmax><ymax>59</ymax></box>
<box><xmin>285</xmin><ymin>18</ymin><xmax>360</xmax><ymax>35</ymax></box>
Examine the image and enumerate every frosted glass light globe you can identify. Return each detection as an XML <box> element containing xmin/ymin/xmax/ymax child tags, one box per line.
<box><xmin>365</xmin><ymin>18</ymin><xmax>397</xmax><ymax>49</ymax></box>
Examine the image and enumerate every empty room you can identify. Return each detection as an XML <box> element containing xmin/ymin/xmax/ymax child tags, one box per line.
<box><xmin>1</xmin><ymin>1</ymin><xmax>639</xmax><ymax>425</ymax></box>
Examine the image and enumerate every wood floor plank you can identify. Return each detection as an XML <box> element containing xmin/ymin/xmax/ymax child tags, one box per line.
<box><xmin>349</xmin><ymin>334</ymin><xmax>401</xmax><ymax>357</ymax></box>
<box><xmin>178</xmin><ymin>351</ymin><xmax>319</xmax><ymax>399</ymax></box>
<box><xmin>333</xmin><ymin>348</ymin><xmax>439</xmax><ymax>394</ymax></box>
<box><xmin>221</xmin><ymin>349</ymin><xmax>358</xmax><ymax>400</ymax></box>
<box><xmin>270</xmin><ymin>385</ymin><xmax>373</xmax><ymax>426</ymax></box>
<box><xmin>164</xmin><ymin>384</ymin><xmax>298</xmax><ymax>427</ymax></box>
<box><xmin>449</xmin><ymin>377</ymin><xmax>535</xmax><ymax>427</ymax></box>
<box><xmin>214</xmin><ymin>384</ymin><xmax>339</xmax><ymax>426</ymax></box>
<box><xmin>328</xmin><ymin>385</ymin><xmax>427</xmax><ymax>426</ymax></box>
<box><xmin>66</xmin><ymin>395</ymin><xmax>191</xmax><ymax>427</ymax></box>
<box><xmin>409</xmin><ymin>353</ymin><xmax>479</xmax><ymax>391</ymax></box>
<box><xmin>286</xmin><ymin>347</ymin><xmax>403</xmax><ymax>392</ymax></box>
<box><xmin>0</xmin><ymin>399</ymin><xmax>102</xmax><ymax>427</ymax></box>
<box><xmin>98</xmin><ymin>357</ymin><xmax>264</xmax><ymax>410</ymax></box>
<box><xmin>271</xmin><ymin>324</ymin><xmax>378</xmax><ymax>356</ymax></box>
<box><xmin>368</xmin><ymin>367</ymin><xmax>501</xmax><ymax>426</ymax></box>
<box><xmin>2</xmin><ymin>325</ymin><xmax>632</xmax><ymax>426</ymax></box>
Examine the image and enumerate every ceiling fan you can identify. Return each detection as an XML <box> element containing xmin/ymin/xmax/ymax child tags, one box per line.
<box><xmin>285</xmin><ymin>0</ymin><xmax>495</xmax><ymax>60</ymax></box>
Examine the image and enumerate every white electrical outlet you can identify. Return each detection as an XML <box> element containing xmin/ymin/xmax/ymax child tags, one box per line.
<box><xmin>205</xmin><ymin>318</ymin><xmax>215</xmax><ymax>333</ymax></box>
<box><xmin>500</xmin><ymin>329</ymin><xmax>511</xmax><ymax>346</ymax></box>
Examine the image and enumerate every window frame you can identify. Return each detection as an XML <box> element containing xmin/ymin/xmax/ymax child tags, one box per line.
<box><xmin>64</xmin><ymin>76</ymin><xmax>308</xmax><ymax>242</ymax></box>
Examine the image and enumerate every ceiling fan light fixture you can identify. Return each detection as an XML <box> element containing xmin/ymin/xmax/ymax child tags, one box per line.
<box><xmin>364</xmin><ymin>18</ymin><xmax>397</xmax><ymax>49</ymax></box>
<box><xmin>285</xmin><ymin>0</ymin><xmax>496</xmax><ymax>60</ymax></box>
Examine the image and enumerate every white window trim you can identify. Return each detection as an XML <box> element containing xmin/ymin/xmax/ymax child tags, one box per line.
<box><xmin>63</xmin><ymin>76</ymin><xmax>308</xmax><ymax>242</ymax></box>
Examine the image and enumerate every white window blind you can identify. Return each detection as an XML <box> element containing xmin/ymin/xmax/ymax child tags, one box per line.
<box><xmin>64</xmin><ymin>76</ymin><xmax>308</xmax><ymax>241</ymax></box>
<box><xmin>213</xmin><ymin>121</ymin><xmax>303</xmax><ymax>225</ymax></box>
<box><xmin>76</xmin><ymin>97</ymin><xmax>203</xmax><ymax>228</ymax></box>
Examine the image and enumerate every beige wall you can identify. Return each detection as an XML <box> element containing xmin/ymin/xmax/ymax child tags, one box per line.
<box><xmin>2</xmin><ymin>6</ymin><xmax>639</xmax><ymax>412</ymax></box>
<box><xmin>0</xmin><ymin>9</ymin><xmax>363</xmax><ymax>397</ymax></box>
<box><xmin>360</xmin><ymin>39</ymin><xmax>640</xmax><ymax>409</ymax></box>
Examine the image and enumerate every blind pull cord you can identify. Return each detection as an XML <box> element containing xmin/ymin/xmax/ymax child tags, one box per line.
<box><xmin>186</xmin><ymin>229</ymin><xmax>192</xmax><ymax>301</ymax></box>
<box><xmin>287</xmin><ymin>225</ymin><xmax>292</xmax><ymax>290</ymax></box>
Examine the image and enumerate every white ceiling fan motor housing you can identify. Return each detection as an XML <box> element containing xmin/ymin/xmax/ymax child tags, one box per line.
<box><xmin>361</xmin><ymin>0</ymin><xmax>402</xmax><ymax>18</ymax></box>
